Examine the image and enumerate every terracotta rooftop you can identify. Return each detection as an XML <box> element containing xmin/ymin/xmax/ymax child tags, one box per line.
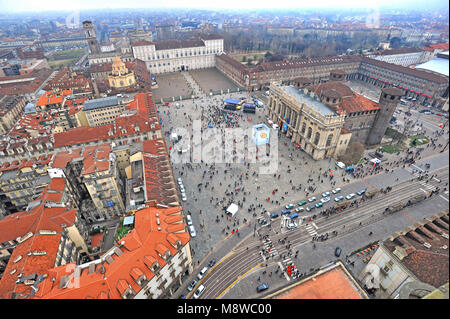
<box><xmin>53</xmin><ymin>92</ymin><xmax>160</xmax><ymax>148</ymax></box>
<box><xmin>0</xmin><ymin>178</ymin><xmax>77</xmax><ymax>299</ymax></box>
<box><xmin>34</xmin><ymin>205</ymin><xmax>189</xmax><ymax>299</ymax></box>
<box><xmin>272</xmin><ymin>263</ymin><xmax>367</xmax><ymax>299</ymax></box>
<box><xmin>142</xmin><ymin>139</ymin><xmax>179</xmax><ymax>206</ymax></box>
<box><xmin>383</xmin><ymin>211</ymin><xmax>449</xmax><ymax>289</ymax></box>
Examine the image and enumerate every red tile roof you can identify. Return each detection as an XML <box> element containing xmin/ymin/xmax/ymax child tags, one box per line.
<box><xmin>0</xmin><ymin>178</ymin><xmax>77</xmax><ymax>299</ymax></box>
<box><xmin>142</xmin><ymin>139</ymin><xmax>179</xmax><ymax>205</ymax></box>
<box><xmin>53</xmin><ymin>92</ymin><xmax>160</xmax><ymax>148</ymax></box>
<box><xmin>35</xmin><ymin>205</ymin><xmax>190</xmax><ymax>299</ymax></box>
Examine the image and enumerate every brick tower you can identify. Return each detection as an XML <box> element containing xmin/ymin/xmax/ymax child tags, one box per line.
<box><xmin>367</xmin><ymin>87</ymin><xmax>404</xmax><ymax>146</ymax></box>
<box><xmin>83</xmin><ymin>20</ymin><xmax>100</xmax><ymax>54</ymax></box>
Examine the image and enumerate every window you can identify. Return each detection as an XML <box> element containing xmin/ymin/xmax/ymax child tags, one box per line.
<box><xmin>314</xmin><ymin>132</ymin><xmax>320</xmax><ymax>145</ymax></box>
<box><xmin>326</xmin><ymin>134</ymin><xmax>333</xmax><ymax>147</ymax></box>
<box><xmin>307</xmin><ymin>127</ymin><xmax>312</xmax><ymax>139</ymax></box>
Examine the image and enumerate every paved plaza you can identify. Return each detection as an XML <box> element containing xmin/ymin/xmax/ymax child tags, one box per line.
<box><xmin>152</xmin><ymin>72</ymin><xmax>192</xmax><ymax>101</ymax></box>
<box><xmin>157</xmin><ymin>92</ymin><xmax>352</xmax><ymax>266</ymax></box>
<box><xmin>189</xmin><ymin>68</ymin><xmax>240</xmax><ymax>93</ymax></box>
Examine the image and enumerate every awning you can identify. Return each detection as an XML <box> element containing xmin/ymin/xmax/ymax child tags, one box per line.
<box><xmin>226</xmin><ymin>203</ymin><xmax>239</xmax><ymax>217</ymax></box>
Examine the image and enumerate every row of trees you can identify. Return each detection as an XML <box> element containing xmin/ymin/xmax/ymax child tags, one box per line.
<box><xmin>222</xmin><ymin>28</ymin><xmax>383</xmax><ymax>59</ymax></box>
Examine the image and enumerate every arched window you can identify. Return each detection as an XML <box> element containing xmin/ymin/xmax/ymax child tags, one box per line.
<box><xmin>301</xmin><ymin>123</ymin><xmax>306</xmax><ymax>134</ymax></box>
<box><xmin>314</xmin><ymin>132</ymin><xmax>320</xmax><ymax>145</ymax></box>
<box><xmin>326</xmin><ymin>134</ymin><xmax>333</xmax><ymax>147</ymax></box>
<box><xmin>307</xmin><ymin>127</ymin><xmax>312</xmax><ymax>139</ymax></box>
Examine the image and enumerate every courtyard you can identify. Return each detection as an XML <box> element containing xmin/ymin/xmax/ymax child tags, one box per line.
<box><xmin>152</xmin><ymin>72</ymin><xmax>193</xmax><ymax>102</ymax></box>
<box><xmin>189</xmin><ymin>68</ymin><xmax>240</xmax><ymax>93</ymax></box>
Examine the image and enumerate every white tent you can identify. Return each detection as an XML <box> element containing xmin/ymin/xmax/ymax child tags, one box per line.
<box><xmin>226</xmin><ymin>203</ymin><xmax>239</xmax><ymax>217</ymax></box>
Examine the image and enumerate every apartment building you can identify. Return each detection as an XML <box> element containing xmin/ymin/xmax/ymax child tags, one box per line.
<box><xmin>131</xmin><ymin>34</ymin><xmax>223</xmax><ymax>74</ymax></box>
<box><xmin>0</xmin><ymin>177</ymin><xmax>89</xmax><ymax>299</ymax></box>
<box><xmin>0</xmin><ymin>155</ymin><xmax>52</xmax><ymax>216</ymax></box>
<box><xmin>0</xmin><ymin>95</ymin><xmax>27</xmax><ymax>135</ymax></box>
<box><xmin>366</xmin><ymin>47</ymin><xmax>431</xmax><ymax>67</ymax></box>
<box><xmin>358</xmin><ymin>211</ymin><xmax>449</xmax><ymax>299</ymax></box>
<box><xmin>34</xmin><ymin>204</ymin><xmax>192</xmax><ymax>299</ymax></box>
<box><xmin>82</xmin><ymin>95</ymin><xmax>125</xmax><ymax>127</ymax></box>
<box><xmin>50</xmin><ymin>144</ymin><xmax>125</xmax><ymax>223</ymax></box>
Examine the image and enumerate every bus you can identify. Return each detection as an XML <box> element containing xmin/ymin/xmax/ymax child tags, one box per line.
<box><xmin>243</xmin><ymin>103</ymin><xmax>256</xmax><ymax>113</ymax></box>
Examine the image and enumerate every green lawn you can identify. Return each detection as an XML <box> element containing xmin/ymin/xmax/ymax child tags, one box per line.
<box><xmin>49</xmin><ymin>48</ymin><xmax>85</xmax><ymax>59</ymax></box>
<box><xmin>380</xmin><ymin>144</ymin><xmax>404</xmax><ymax>154</ymax></box>
<box><xmin>410</xmin><ymin>134</ymin><xmax>430</xmax><ymax>147</ymax></box>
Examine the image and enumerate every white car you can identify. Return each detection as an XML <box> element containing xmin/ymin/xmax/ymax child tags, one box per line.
<box><xmin>186</xmin><ymin>215</ymin><xmax>193</xmax><ymax>226</ymax></box>
<box><xmin>182</xmin><ymin>194</ymin><xmax>187</xmax><ymax>202</ymax></box>
<box><xmin>177</xmin><ymin>178</ymin><xmax>183</xmax><ymax>185</ymax></box>
<box><xmin>321</xmin><ymin>192</ymin><xmax>330</xmax><ymax>198</ymax></box>
<box><xmin>345</xmin><ymin>193</ymin><xmax>356</xmax><ymax>200</ymax></box>
<box><xmin>180</xmin><ymin>185</ymin><xmax>185</xmax><ymax>193</ymax></box>
<box><xmin>332</xmin><ymin>188</ymin><xmax>342</xmax><ymax>194</ymax></box>
<box><xmin>197</xmin><ymin>267</ymin><xmax>208</xmax><ymax>280</ymax></box>
<box><xmin>193</xmin><ymin>285</ymin><xmax>205</xmax><ymax>299</ymax></box>
<box><xmin>286</xmin><ymin>219</ymin><xmax>298</xmax><ymax>230</ymax></box>
<box><xmin>308</xmin><ymin>197</ymin><xmax>316</xmax><ymax>202</ymax></box>
<box><xmin>189</xmin><ymin>225</ymin><xmax>196</xmax><ymax>238</ymax></box>
<box><xmin>321</xmin><ymin>197</ymin><xmax>331</xmax><ymax>203</ymax></box>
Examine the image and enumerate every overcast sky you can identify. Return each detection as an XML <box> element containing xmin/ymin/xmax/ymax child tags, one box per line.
<box><xmin>0</xmin><ymin>0</ymin><xmax>448</xmax><ymax>12</ymax></box>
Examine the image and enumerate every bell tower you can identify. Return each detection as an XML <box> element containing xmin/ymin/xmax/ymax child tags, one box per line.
<box><xmin>83</xmin><ymin>20</ymin><xmax>100</xmax><ymax>54</ymax></box>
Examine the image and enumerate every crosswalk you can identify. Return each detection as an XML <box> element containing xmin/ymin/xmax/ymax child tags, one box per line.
<box><xmin>405</xmin><ymin>166</ymin><xmax>437</xmax><ymax>193</ymax></box>
<box><xmin>304</xmin><ymin>223</ymin><xmax>318</xmax><ymax>237</ymax></box>
<box><xmin>262</xmin><ymin>237</ymin><xmax>278</xmax><ymax>260</ymax></box>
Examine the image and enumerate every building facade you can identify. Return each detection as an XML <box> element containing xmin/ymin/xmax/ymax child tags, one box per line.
<box><xmin>267</xmin><ymin>82</ymin><xmax>349</xmax><ymax>160</ymax></box>
<box><xmin>108</xmin><ymin>56</ymin><xmax>136</xmax><ymax>89</ymax></box>
<box><xmin>216</xmin><ymin>53</ymin><xmax>449</xmax><ymax>109</ymax></box>
<box><xmin>131</xmin><ymin>35</ymin><xmax>224</xmax><ymax>74</ymax></box>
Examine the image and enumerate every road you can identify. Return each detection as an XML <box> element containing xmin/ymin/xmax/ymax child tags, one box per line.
<box><xmin>183</xmin><ymin>152</ymin><xmax>449</xmax><ymax>299</ymax></box>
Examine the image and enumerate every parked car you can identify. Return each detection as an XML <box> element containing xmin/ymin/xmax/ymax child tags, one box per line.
<box><xmin>322</xmin><ymin>191</ymin><xmax>331</xmax><ymax>198</ymax></box>
<box><xmin>193</xmin><ymin>285</ymin><xmax>206</xmax><ymax>299</ymax></box>
<box><xmin>208</xmin><ymin>259</ymin><xmax>216</xmax><ymax>267</ymax></box>
<box><xmin>186</xmin><ymin>215</ymin><xmax>193</xmax><ymax>226</ymax></box>
<box><xmin>187</xmin><ymin>280</ymin><xmax>198</xmax><ymax>292</ymax></box>
<box><xmin>315</xmin><ymin>202</ymin><xmax>323</xmax><ymax>208</ymax></box>
<box><xmin>270</xmin><ymin>212</ymin><xmax>279</xmax><ymax>219</ymax></box>
<box><xmin>334</xmin><ymin>195</ymin><xmax>345</xmax><ymax>202</ymax></box>
<box><xmin>189</xmin><ymin>225</ymin><xmax>196</xmax><ymax>238</ymax></box>
<box><xmin>182</xmin><ymin>194</ymin><xmax>187</xmax><ymax>202</ymax></box>
<box><xmin>282</xmin><ymin>210</ymin><xmax>291</xmax><ymax>215</ymax></box>
<box><xmin>306</xmin><ymin>205</ymin><xmax>315</xmax><ymax>212</ymax></box>
<box><xmin>321</xmin><ymin>197</ymin><xmax>331</xmax><ymax>203</ymax></box>
<box><xmin>335</xmin><ymin>247</ymin><xmax>342</xmax><ymax>257</ymax></box>
<box><xmin>356</xmin><ymin>189</ymin><xmax>366</xmax><ymax>196</ymax></box>
<box><xmin>298</xmin><ymin>200</ymin><xmax>307</xmax><ymax>206</ymax></box>
<box><xmin>332</xmin><ymin>188</ymin><xmax>342</xmax><ymax>194</ymax></box>
<box><xmin>256</xmin><ymin>283</ymin><xmax>269</xmax><ymax>293</ymax></box>
<box><xmin>177</xmin><ymin>178</ymin><xmax>183</xmax><ymax>185</ymax></box>
<box><xmin>179</xmin><ymin>185</ymin><xmax>185</xmax><ymax>193</ymax></box>
<box><xmin>197</xmin><ymin>267</ymin><xmax>208</xmax><ymax>280</ymax></box>
<box><xmin>345</xmin><ymin>193</ymin><xmax>356</xmax><ymax>200</ymax></box>
<box><xmin>295</xmin><ymin>207</ymin><xmax>304</xmax><ymax>213</ymax></box>
<box><xmin>285</xmin><ymin>204</ymin><xmax>295</xmax><ymax>209</ymax></box>
<box><xmin>308</xmin><ymin>196</ymin><xmax>317</xmax><ymax>202</ymax></box>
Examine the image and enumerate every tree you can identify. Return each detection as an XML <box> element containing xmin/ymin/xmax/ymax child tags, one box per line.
<box><xmin>338</xmin><ymin>141</ymin><xmax>365</xmax><ymax>165</ymax></box>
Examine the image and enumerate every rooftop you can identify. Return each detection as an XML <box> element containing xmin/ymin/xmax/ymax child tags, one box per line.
<box><xmin>34</xmin><ymin>205</ymin><xmax>189</xmax><ymax>299</ymax></box>
<box><xmin>0</xmin><ymin>177</ymin><xmax>77</xmax><ymax>299</ymax></box>
<box><xmin>383</xmin><ymin>211</ymin><xmax>449</xmax><ymax>289</ymax></box>
<box><xmin>280</xmin><ymin>85</ymin><xmax>336</xmax><ymax>116</ymax></box>
<box><xmin>82</xmin><ymin>96</ymin><xmax>119</xmax><ymax>112</ymax></box>
<box><xmin>415</xmin><ymin>55</ymin><xmax>449</xmax><ymax>77</ymax></box>
<box><xmin>270</xmin><ymin>262</ymin><xmax>368</xmax><ymax>299</ymax></box>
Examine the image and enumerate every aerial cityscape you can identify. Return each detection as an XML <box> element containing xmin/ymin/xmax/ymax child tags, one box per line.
<box><xmin>0</xmin><ymin>0</ymin><xmax>448</xmax><ymax>305</ymax></box>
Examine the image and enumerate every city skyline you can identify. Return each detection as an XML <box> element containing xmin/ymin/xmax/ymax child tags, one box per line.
<box><xmin>0</xmin><ymin>0</ymin><xmax>448</xmax><ymax>13</ymax></box>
